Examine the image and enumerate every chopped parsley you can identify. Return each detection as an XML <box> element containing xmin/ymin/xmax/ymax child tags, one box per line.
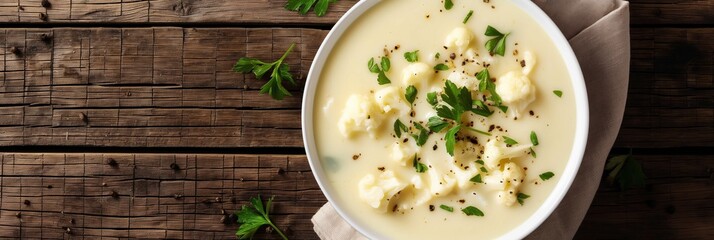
<box><xmin>530</xmin><ymin>147</ymin><xmax>537</xmax><ymax>158</ymax></box>
<box><xmin>462</xmin><ymin>206</ymin><xmax>484</xmax><ymax>216</ymax></box>
<box><xmin>411</xmin><ymin>122</ymin><xmax>430</xmax><ymax>146</ymax></box>
<box><xmin>516</xmin><ymin>193</ymin><xmax>530</xmax><ymax>205</ymax></box>
<box><xmin>426</xmin><ymin>92</ymin><xmax>439</xmax><ymax>106</ymax></box>
<box><xmin>469</xmin><ymin>174</ymin><xmax>483</xmax><ymax>183</ymax></box>
<box><xmin>480</xmin><ymin>166</ymin><xmax>488</xmax><ymax>173</ymax></box>
<box><xmin>393</xmin><ymin>119</ymin><xmax>408</xmax><ymax>138</ymax></box>
<box><xmin>476</xmin><ymin>160</ymin><xmax>485</xmax><ymax>165</ymax></box>
<box><xmin>440</xmin><ymin>204</ymin><xmax>454</xmax><ymax>212</ymax></box>
<box><xmin>445</xmin><ymin>125</ymin><xmax>461</xmax><ymax>156</ymax></box>
<box><xmin>368</xmin><ymin>57</ymin><xmax>392</xmax><ymax>85</ymax></box>
<box><xmin>553</xmin><ymin>90</ymin><xmax>563</xmax><ymax>98</ymax></box>
<box><xmin>476</xmin><ymin>68</ymin><xmax>506</xmax><ymax>112</ymax></box>
<box><xmin>434</xmin><ymin>63</ymin><xmax>450</xmax><ymax>71</ymax></box>
<box><xmin>404</xmin><ymin>50</ymin><xmax>420</xmax><ymax>63</ymax></box>
<box><xmin>530</xmin><ymin>131</ymin><xmax>539</xmax><ymax>146</ymax></box>
<box><xmin>503</xmin><ymin>136</ymin><xmax>518</xmax><ymax>145</ymax></box>
<box><xmin>466</xmin><ymin>126</ymin><xmax>492</xmax><ymax>136</ymax></box>
<box><xmin>435</xmin><ymin>52</ymin><xmax>441</xmax><ymax>59</ymax></box>
<box><xmin>405</xmin><ymin>85</ymin><xmax>418</xmax><ymax>104</ymax></box>
<box><xmin>413</xmin><ymin>154</ymin><xmax>428</xmax><ymax>173</ymax></box>
<box><xmin>539</xmin><ymin>172</ymin><xmax>555</xmax><ymax>181</ymax></box>
<box><xmin>484</xmin><ymin>25</ymin><xmax>509</xmax><ymax>56</ymax></box>
<box><xmin>463</xmin><ymin>10</ymin><xmax>474</xmax><ymax>24</ymax></box>
<box><xmin>427</xmin><ymin>116</ymin><xmax>450</xmax><ymax>133</ymax></box>
<box><xmin>444</xmin><ymin>0</ymin><xmax>454</xmax><ymax>10</ymax></box>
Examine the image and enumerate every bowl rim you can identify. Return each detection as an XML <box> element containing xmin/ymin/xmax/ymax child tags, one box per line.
<box><xmin>301</xmin><ymin>0</ymin><xmax>590</xmax><ymax>239</ymax></box>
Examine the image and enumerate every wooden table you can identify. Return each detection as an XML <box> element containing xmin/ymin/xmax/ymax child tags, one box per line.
<box><xmin>0</xmin><ymin>0</ymin><xmax>711</xmax><ymax>239</ymax></box>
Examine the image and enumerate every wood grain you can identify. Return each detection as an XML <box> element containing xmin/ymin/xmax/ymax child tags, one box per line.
<box><xmin>576</xmin><ymin>154</ymin><xmax>714</xmax><ymax>239</ymax></box>
<box><xmin>0</xmin><ymin>152</ymin><xmax>709</xmax><ymax>239</ymax></box>
<box><xmin>0</xmin><ymin>27</ymin><xmax>323</xmax><ymax>148</ymax></box>
<box><xmin>1</xmin><ymin>27</ymin><xmax>712</xmax><ymax>148</ymax></box>
<box><xmin>0</xmin><ymin>153</ymin><xmax>324</xmax><ymax>239</ymax></box>
<box><xmin>0</xmin><ymin>1</ymin><xmax>710</xmax><ymax>25</ymax></box>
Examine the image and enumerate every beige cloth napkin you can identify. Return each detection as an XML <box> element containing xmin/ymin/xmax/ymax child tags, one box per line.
<box><xmin>313</xmin><ymin>0</ymin><xmax>631</xmax><ymax>239</ymax></box>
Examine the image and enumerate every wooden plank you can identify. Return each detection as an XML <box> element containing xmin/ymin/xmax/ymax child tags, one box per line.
<box><xmin>0</xmin><ymin>153</ymin><xmax>324</xmax><ymax>239</ymax></box>
<box><xmin>0</xmin><ymin>27</ymin><xmax>321</xmax><ymax>148</ymax></box>
<box><xmin>0</xmin><ymin>27</ymin><xmax>712</xmax><ymax>148</ymax></box>
<box><xmin>0</xmin><ymin>153</ymin><xmax>710</xmax><ymax>239</ymax></box>
<box><xmin>576</xmin><ymin>154</ymin><xmax>714</xmax><ymax>239</ymax></box>
<box><xmin>0</xmin><ymin>1</ymin><xmax>710</xmax><ymax>25</ymax></box>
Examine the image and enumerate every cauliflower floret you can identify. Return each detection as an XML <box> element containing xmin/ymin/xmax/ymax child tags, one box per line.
<box><xmin>427</xmin><ymin>167</ymin><xmax>457</xmax><ymax>196</ymax></box>
<box><xmin>402</xmin><ymin>62</ymin><xmax>434</xmax><ymax>86</ymax></box>
<box><xmin>374</xmin><ymin>86</ymin><xmax>407</xmax><ymax>114</ymax></box>
<box><xmin>338</xmin><ymin>94</ymin><xmax>383</xmax><ymax>138</ymax></box>
<box><xmin>396</xmin><ymin>175</ymin><xmax>434</xmax><ymax>210</ymax></box>
<box><xmin>444</xmin><ymin>27</ymin><xmax>474</xmax><ymax>53</ymax></box>
<box><xmin>502</xmin><ymin>162</ymin><xmax>526</xmax><ymax>188</ymax></box>
<box><xmin>390</xmin><ymin>140</ymin><xmax>416</xmax><ymax>166</ymax></box>
<box><xmin>447</xmin><ymin>72</ymin><xmax>479</xmax><ymax>91</ymax></box>
<box><xmin>496</xmin><ymin>51</ymin><xmax>537</xmax><ymax>118</ymax></box>
<box><xmin>497</xmin><ymin>162</ymin><xmax>526</xmax><ymax>206</ymax></box>
<box><xmin>482</xmin><ymin>137</ymin><xmax>532</xmax><ymax>170</ymax></box>
<box><xmin>358</xmin><ymin>170</ymin><xmax>407</xmax><ymax>212</ymax></box>
<box><xmin>498</xmin><ymin>190</ymin><xmax>518</xmax><ymax>207</ymax></box>
<box><xmin>452</xmin><ymin>162</ymin><xmax>479</xmax><ymax>189</ymax></box>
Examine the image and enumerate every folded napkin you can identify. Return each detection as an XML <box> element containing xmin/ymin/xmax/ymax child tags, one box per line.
<box><xmin>313</xmin><ymin>0</ymin><xmax>631</xmax><ymax>239</ymax></box>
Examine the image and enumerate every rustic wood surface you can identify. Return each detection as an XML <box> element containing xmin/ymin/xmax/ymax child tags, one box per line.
<box><xmin>0</xmin><ymin>0</ymin><xmax>711</xmax><ymax>239</ymax></box>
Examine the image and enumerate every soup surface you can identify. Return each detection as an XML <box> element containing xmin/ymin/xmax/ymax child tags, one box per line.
<box><xmin>313</xmin><ymin>0</ymin><xmax>576</xmax><ymax>238</ymax></box>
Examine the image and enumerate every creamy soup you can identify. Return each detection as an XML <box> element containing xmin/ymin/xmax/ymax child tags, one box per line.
<box><xmin>313</xmin><ymin>0</ymin><xmax>576</xmax><ymax>239</ymax></box>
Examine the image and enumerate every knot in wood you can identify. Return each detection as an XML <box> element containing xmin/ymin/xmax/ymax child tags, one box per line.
<box><xmin>78</xmin><ymin>112</ymin><xmax>88</xmax><ymax>124</ymax></box>
<box><xmin>170</xmin><ymin>162</ymin><xmax>180</xmax><ymax>171</ymax></box>
<box><xmin>47</xmin><ymin>184</ymin><xmax>53</xmax><ymax>189</ymax></box>
<box><xmin>106</xmin><ymin>158</ymin><xmax>118</xmax><ymax>167</ymax></box>
<box><xmin>173</xmin><ymin>0</ymin><xmax>193</xmax><ymax>16</ymax></box>
<box><xmin>69</xmin><ymin>218</ymin><xmax>75</xmax><ymax>224</ymax></box>
<box><xmin>65</xmin><ymin>227</ymin><xmax>72</xmax><ymax>234</ymax></box>
<box><xmin>215</xmin><ymin>197</ymin><xmax>222</xmax><ymax>203</ymax></box>
<box><xmin>39</xmin><ymin>13</ymin><xmax>48</xmax><ymax>21</ymax></box>
<box><xmin>41</xmin><ymin>0</ymin><xmax>52</xmax><ymax>9</ymax></box>
<box><xmin>23</xmin><ymin>200</ymin><xmax>31</xmax><ymax>206</ymax></box>
<box><xmin>15</xmin><ymin>212</ymin><xmax>21</xmax><ymax>218</ymax></box>
<box><xmin>110</xmin><ymin>190</ymin><xmax>119</xmax><ymax>199</ymax></box>
<box><xmin>40</xmin><ymin>34</ymin><xmax>52</xmax><ymax>44</ymax></box>
<box><xmin>173</xmin><ymin>194</ymin><xmax>183</xmax><ymax>200</ymax></box>
<box><xmin>10</xmin><ymin>47</ymin><xmax>22</xmax><ymax>56</ymax></box>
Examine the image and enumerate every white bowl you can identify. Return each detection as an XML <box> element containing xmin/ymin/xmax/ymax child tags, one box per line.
<box><xmin>302</xmin><ymin>0</ymin><xmax>589</xmax><ymax>239</ymax></box>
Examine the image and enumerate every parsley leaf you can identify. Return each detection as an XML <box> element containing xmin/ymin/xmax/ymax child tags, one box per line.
<box><xmin>462</xmin><ymin>206</ymin><xmax>484</xmax><ymax>216</ymax></box>
<box><xmin>235</xmin><ymin>196</ymin><xmax>288</xmax><ymax>240</ymax></box>
<box><xmin>553</xmin><ymin>90</ymin><xmax>563</xmax><ymax>98</ymax></box>
<box><xmin>605</xmin><ymin>154</ymin><xmax>647</xmax><ymax>190</ymax></box>
<box><xmin>539</xmin><ymin>172</ymin><xmax>555</xmax><ymax>181</ymax></box>
<box><xmin>530</xmin><ymin>131</ymin><xmax>539</xmax><ymax>146</ymax></box>
<box><xmin>480</xmin><ymin>166</ymin><xmax>488</xmax><ymax>173</ymax></box>
<box><xmin>476</xmin><ymin>68</ymin><xmax>505</xmax><ymax>110</ymax></box>
<box><xmin>427</xmin><ymin>92</ymin><xmax>439</xmax><ymax>106</ymax></box>
<box><xmin>393</xmin><ymin>119</ymin><xmax>408</xmax><ymax>138</ymax></box>
<box><xmin>444</xmin><ymin>0</ymin><xmax>454</xmax><ymax>10</ymax></box>
<box><xmin>476</xmin><ymin>160</ymin><xmax>485</xmax><ymax>165</ymax></box>
<box><xmin>404</xmin><ymin>50</ymin><xmax>419</xmax><ymax>63</ymax></box>
<box><xmin>413</xmin><ymin>154</ymin><xmax>428</xmax><ymax>173</ymax></box>
<box><xmin>427</xmin><ymin>116</ymin><xmax>450</xmax><ymax>133</ymax></box>
<box><xmin>440</xmin><ymin>204</ymin><xmax>454</xmax><ymax>212</ymax></box>
<box><xmin>466</xmin><ymin>126</ymin><xmax>491</xmax><ymax>136</ymax></box>
<box><xmin>434</xmin><ymin>63</ymin><xmax>450</xmax><ymax>71</ymax></box>
<box><xmin>285</xmin><ymin>0</ymin><xmax>339</xmax><ymax>17</ymax></box>
<box><xmin>435</xmin><ymin>52</ymin><xmax>441</xmax><ymax>59</ymax></box>
<box><xmin>471</xmin><ymin>100</ymin><xmax>493</xmax><ymax>117</ymax></box>
<box><xmin>503</xmin><ymin>136</ymin><xmax>518</xmax><ymax>145</ymax></box>
<box><xmin>530</xmin><ymin>147</ymin><xmax>537</xmax><ymax>158</ymax></box>
<box><xmin>445</xmin><ymin>125</ymin><xmax>461</xmax><ymax>156</ymax></box>
<box><xmin>405</xmin><ymin>85</ymin><xmax>418</xmax><ymax>104</ymax></box>
<box><xmin>412</xmin><ymin>123</ymin><xmax>430</xmax><ymax>147</ymax></box>
<box><xmin>469</xmin><ymin>174</ymin><xmax>483</xmax><ymax>183</ymax></box>
<box><xmin>484</xmin><ymin>25</ymin><xmax>509</xmax><ymax>56</ymax></box>
<box><xmin>368</xmin><ymin>57</ymin><xmax>392</xmax><ymax>85</ymax></box>
<box><xmin>233</xmin><ymin>43</ymin><xmax>297</xmax><ymax>100</ymax></box>
<box><xmin>463</xmin><ymin>10</ymin><xmax>474</xmax><ymax>24</ymax></box>
<box><xmin>516</xmin><ymin>193</ymin><xmax>530</xmax><ymax>206</ymax></box>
